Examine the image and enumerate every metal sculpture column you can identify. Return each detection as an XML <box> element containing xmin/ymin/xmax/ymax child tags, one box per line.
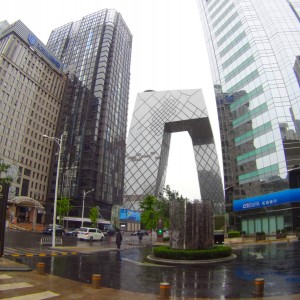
<box><xmin>169</xmin><ymin>199</ymin><xmax>214</xmax><ymax>250</ymax></box>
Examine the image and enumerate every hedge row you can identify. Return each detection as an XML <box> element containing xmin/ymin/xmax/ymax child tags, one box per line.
<box><xmin>228</xmin><ymin>231</ymin><xmax>241</xmax><ymax>238</ymax></box>
<box><xmin>153</xmin><ymin>245</ymin><xmax>232</xmax><ymax>260</ymax></box>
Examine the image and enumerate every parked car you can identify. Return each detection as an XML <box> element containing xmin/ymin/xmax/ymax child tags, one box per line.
<box><xmin>42</xmin><ymin>224</ymin><xmax>65</xmax><ymax>235</ymax></box>
<box><xmin>65</xmin><ymin>228</ymin><xmax>80</xmax><ymax>236</ymax></box>
<box><xmin>77</xmin><ymin>227</ymin><xmax>104</xmax><ymax>241</ymax></box>
<box><xmin>131</xmin><ymin>230</ymin><xmax>148</xmax><ymax>236</ymax></box>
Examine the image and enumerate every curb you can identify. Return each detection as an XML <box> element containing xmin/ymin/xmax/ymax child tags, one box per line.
<box><xmin>0</xmin><ymin>258</ymin><xmax>32</xmax><ymax>271</ymax></box>
<box><xmin>146</xmin><ymin>254</ymin><xmax>237</xmax><ymax>265</ymax></box>
<box><xmin>0</xmin><ymin>265</ymin><xmax>32</xmax><ymax>271</ymax></box>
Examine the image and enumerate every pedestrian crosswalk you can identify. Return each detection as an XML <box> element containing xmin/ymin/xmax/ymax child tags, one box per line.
<box><xmin>0</xmin><ymin>274</ymin><xmax>59</xmax><ymax>299</ymax></box>
<box><xmin>4</xmin><ymin>247</ymin><xmax>77</xmax><ymax>257</ymax></box>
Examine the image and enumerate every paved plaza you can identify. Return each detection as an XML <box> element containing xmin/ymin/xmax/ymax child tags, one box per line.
<box><xmin>1</xmin><ymin>231</ymin><xmax>300</xmax><ymax>299</ymax></box>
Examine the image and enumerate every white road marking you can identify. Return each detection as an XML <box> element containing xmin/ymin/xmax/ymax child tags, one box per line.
<box><xmin>0</xmin><ymin>275</ymin><xmax>12</xmax><ymax>279</ymax></box>
<box><xmin>0</xmin><ymin>282</ymin><xmax>33</xmax><ymax>290</ymax></box>
<box><xmin>2</xmin><ymin>291</ymin><xmax>59</xmax><ymax>300</ymax></box>
<box><xmin>121</xmin><ymin>257</ymin><xmax>173</xmax><ymax>267</ymax></box>
<box><xmin>249</xmin><ymin>251</ymin><xmax>264</xmax><ymax>259</ymax></box>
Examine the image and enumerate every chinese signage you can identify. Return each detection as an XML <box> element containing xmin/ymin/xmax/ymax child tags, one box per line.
<box><xmin>233</xmin><ymin>188</ymin><xmax>300</xmax><ymax>211</ymax></box>
<box><xmin>28</xmin><ymin>34</ymin><xmax>61</xmax><ymax>69</ymax></box>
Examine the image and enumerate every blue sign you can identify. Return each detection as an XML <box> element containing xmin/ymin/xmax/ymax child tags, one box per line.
<box><xmin>28</xmin><ymin>34</ymin><xmax>61</xmax><ymax>69</ymax></box>
<box><xmin>120</xmin><ymin>209</ymin><xmax>128</xmax><ymax>220</ymax></box>
<box><xmin>233</xmin><ymin>188</ymin><xmax>300</xmax><ymax>211</ymax></box>
<box><xmin>119</xmin><ymin>208</ymin><xmax>141</xmax><ymax>221</ymax></box>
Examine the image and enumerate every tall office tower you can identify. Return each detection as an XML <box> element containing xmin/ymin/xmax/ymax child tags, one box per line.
<box><xmin>0</xmin><ymin>20</ymin><xmax>66</xmax><ymax>223</ymax></box>
<box><xmin>124</xmin><ymin>89</ymin><xmax>224</xmax><ymax>215</ymax></box>
<box><xmin>197</xmin><ymin>0</ymin><xmax>300</xmax><ymax>231</ymax></box>
<box><xmin>46</xmin><ymin>10</ymin><xmax>132</xmax><ymax>219</ymax></box>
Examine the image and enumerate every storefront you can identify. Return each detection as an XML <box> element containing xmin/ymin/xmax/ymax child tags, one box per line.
<box><xmin>233</xmin><ymin>189</ymin><xmax>300</xmax><ymax>235</ymax></box>
<box><xmin>7</xmin><ymin>196</ymin><xmax>45</xmax><ymax>228</ymax></box>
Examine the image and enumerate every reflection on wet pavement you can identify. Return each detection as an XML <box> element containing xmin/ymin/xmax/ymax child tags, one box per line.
<box><xmin>13</xmin><ymin>241</ymin><xmax>300</xmax><ymax>298</ymax></box>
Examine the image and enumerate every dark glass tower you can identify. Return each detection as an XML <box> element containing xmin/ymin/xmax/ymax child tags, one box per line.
<box><xmin>46</xmin><ymin>9</ymin><xmax>132</xmax><ymax>219</ymax></box>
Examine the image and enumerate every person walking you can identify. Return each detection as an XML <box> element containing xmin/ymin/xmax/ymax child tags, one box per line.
<box><xmin>138</xmin><ymin>231</ymin><xmax>143</xmax><ymax>243</ymax></box>
<box><xmin>116</xmin><ymin>230</ymin><xmax>122</xmax><ymax>249</ymax></box>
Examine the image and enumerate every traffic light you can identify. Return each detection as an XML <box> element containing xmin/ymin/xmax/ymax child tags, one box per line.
<box><xmin>157</xmin><ymin>219</ymin><xmax>163</xmax><ymax>237</ymax></box>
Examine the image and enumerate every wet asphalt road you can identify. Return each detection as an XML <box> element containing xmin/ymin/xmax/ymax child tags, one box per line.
<box><xmin>4</xmin><ymin>230</ymin><xmax>300</xmax><ymax>298</ymax></box>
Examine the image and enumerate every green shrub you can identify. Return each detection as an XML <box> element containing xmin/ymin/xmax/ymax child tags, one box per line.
<box><xmin>163</xmin><ymin>237</ymin><xmax>169</xmax><ymax>242</ymax></box>
<box><xmin>153</xmin><ymin>245</ymin><xmax>232</xmax><ymax>260</ymax></box>
<box><xmin>228</xmin><ymin>231</ymin><xmax>241</xmax><ymax>238</ymax></box>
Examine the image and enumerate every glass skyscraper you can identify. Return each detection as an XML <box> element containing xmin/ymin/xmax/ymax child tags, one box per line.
<box><xmin>124</xmin><ymin>89</ymin><xmax>224</xmax><ymax>215</ymax></box>
<box><xmin>197</xmin><ymin>1</ymin><xmax>300</xmax><ymax>232</ymax></box>
<box><xmin>46</xmin><ymin>9</ymin><xmax>132</xmax><ymax>219</ymax></box>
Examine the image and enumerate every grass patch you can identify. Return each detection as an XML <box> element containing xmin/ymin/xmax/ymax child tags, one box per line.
<box><xmin>153</xmin><ymin>245</ymin><xmax>232</xmax><ymax>260</ymax></box>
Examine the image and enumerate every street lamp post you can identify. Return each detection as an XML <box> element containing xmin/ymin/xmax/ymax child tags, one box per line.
<box><xmin>81</xmin><ymin>189</ymin><xmax>95</xmax><ymax>227</ymax></box>
<box><xmin>42</xmin><ymin>134</ymin><xmax>63</xmax><ymax>247</ymax></box>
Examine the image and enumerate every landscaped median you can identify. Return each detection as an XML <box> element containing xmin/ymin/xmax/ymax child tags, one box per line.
<box><xmin>153</xmin><ymin>245</ymin><xmax>232</xmax><ymax>260</ymax></box>
<box><xmin>147</xmin><ymin>245</ymin><xmax>236</xmax><ymax>265</ymax></box>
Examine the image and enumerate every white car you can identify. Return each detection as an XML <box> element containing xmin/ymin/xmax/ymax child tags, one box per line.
<box><xmin>77</xmin><ymin>227</ymin><xmax>104</xmax><ymax>241</ymax></box>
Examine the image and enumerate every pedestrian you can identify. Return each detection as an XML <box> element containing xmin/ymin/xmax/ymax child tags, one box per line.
<box><xmin>116</xmin><ymin>230</ymin><xmax>122</xmax><ymax>249</ymax></box>
<box><xmin>138</xmin><ymin>231</ymin><xmax>143</xmax><ymax>243</ymax></box>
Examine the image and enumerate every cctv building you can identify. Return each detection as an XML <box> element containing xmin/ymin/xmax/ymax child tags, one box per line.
<box><xmin>197</xmin><ymin>0</ymin><xmax>300</xmax><ymax>234</ymax></box>
<box><xmin>124</xmin><ymin>89</ymin><xmax>224</xmax><ymax>215</ymax></box>
<box><xmin>0</xmin><ymin>20</ymin><xmax>66</xmax><ymax>225</ymax></box>
<box><xmin>46</xmin><ymin>9</ymin><xmax>132</xmax><ymax>220</ymax></box>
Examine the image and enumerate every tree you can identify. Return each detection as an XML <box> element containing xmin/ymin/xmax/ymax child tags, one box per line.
<box><xmin>140</xmin><ymin>194</ymin><xmax>160</xmax><ymax>230</ymax></box>
<box><xmin>0</xmin><ymin>162</ymin><xmax>13</xmax><ymax>185</ymax></box>
<box><xmin>57</xmin><ymin>196</ymin><xmax>73</xmax><ymax>225</ymax></box>
<box><xmin>89</xmin><ymin>206</ymin><xmax>99</xmax><ymax>228</ymax></box>
<box><xmin>139</xmin><ymin>185</ymin><xmax>187</xmax><ymax>230</ymax></box>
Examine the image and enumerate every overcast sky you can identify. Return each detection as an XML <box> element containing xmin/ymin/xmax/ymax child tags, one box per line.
<box><xmin>1</xmin><ymin>0</ymin><xmax>221</xmax><ymax>200</ymax></box>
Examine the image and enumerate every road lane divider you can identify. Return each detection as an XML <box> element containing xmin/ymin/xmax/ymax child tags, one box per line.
<box><xmin>4</xmin><ymin>251</ymin><xmax>78</xmax><ymax>257</ymax></box>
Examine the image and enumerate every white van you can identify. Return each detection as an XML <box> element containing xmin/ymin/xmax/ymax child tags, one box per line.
<box><xmin>77</xmin><ymin>227</ymin><xmax>104</xmax><ymax>241</ymax></box>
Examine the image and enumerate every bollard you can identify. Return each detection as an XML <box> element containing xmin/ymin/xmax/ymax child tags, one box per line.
<box><xmin>253</xmin><ymin>278</ymin><xmax>264</xmax><ymax>296</ymax></box>
<box><xmin>92</xmin><ymin>274</ymin><xmax>102</xmax><ymax>289</ymax></box>
<box><xmin>36</xmin><ymin>262</ymin><xmax>45</xmax><ymax>275</ymax></box>
<box><xmin>160</xmin><ymin>282</ymin><xmax>170</xmax><ymax>299</ymax></box>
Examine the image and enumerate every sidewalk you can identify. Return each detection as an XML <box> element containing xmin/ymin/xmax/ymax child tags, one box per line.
<box><xmin>0</xmin><ymin>257</ymin><xmax>32</xmax><ymax>271</ymax></box>
<box><xmin>1</xmin><ymin>259</ymin><xmax>300</xmax><ymax>300</ymax></box>
<box><xmin>1</xmin><ymin>241</ymin><xmax>300</xmax><ymax>299</ymax></box>
<box><xmin>224</xmin><ymin>234</ymin><xmax>298</xmax><ymax>245</ymax></box>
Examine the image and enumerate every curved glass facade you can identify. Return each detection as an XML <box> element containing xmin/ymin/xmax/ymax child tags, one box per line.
<box><xmin>197</xmin><ymin>0</ymin><xmax>300</xmax><ymax>202</ymax></box>
<box><xmin>124</xmin><ymin>89</ymin><xmax>224</xmax><ymax>215</ymax></box>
